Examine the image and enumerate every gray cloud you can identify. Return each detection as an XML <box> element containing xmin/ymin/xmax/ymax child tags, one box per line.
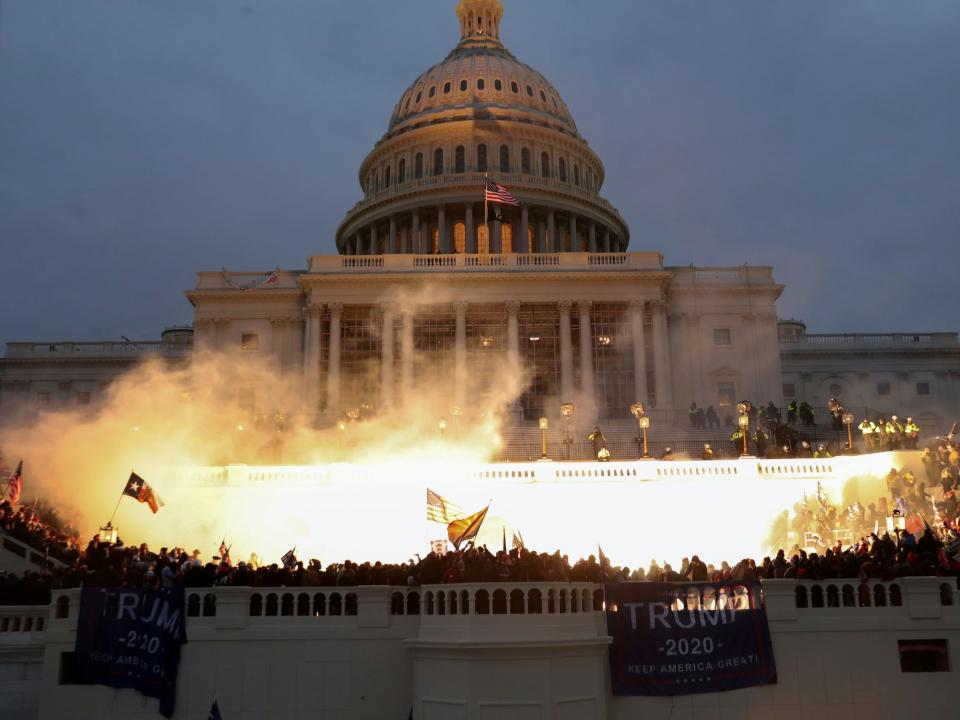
<box><xmin>0</xmin><ymin>0</ymin><xmax>957</xmax><ymax>342</ymax></box>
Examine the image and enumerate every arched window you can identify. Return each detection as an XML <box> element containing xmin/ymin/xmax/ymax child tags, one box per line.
<box><xmin>539</xmin><ymin>89</ymin><xmax>547</xmax><ymax>102</ymax></box>
<box><xmin>415</xmin><ymin>153</ymin><xmax>423</xmax><ymax>179</ymax></box>
<box><xmin>415</xmin><ymin>90</ymin><xmax>422</xmax><ymax>103</ymax></box>
<box><xmin>434</xmin><ymin>148</ymin><xmax>444</xmax><ymax>176</ymax></box>
<box><xmin>521</xmin><ymin>148</ymin><xmax>531</xmax><ymax>174</ymax></box>
<box><xmin>398</xmin><ymin>158</ymin><xmax>406</xmax><ymax>184</ymax></box>
<box><xmin>477</xmin><ymin>78</ymin><xmax>485</xmax><ymax>91</ymax></box>
<box><xmin>502</xmin><ymin>222</ymin><xmax>512</xmax><ymax>254</ymax></box>
<box><xmin>510</xmin><ymin>80</ymin><xmax>519</xmax><ymax>94</ymax></box>
<box><xmin>431</xmin><ymin>226</ymin><xmax>440</xmax><ymax>254</ymax></box>
<box><xmin>477</xmin><ymin>144</ymin><xmax>487</xmax><ymax>172</ymax></box>
<box><xmin>454</xmin><ymin>222</ymin><xmax>466</xmax><ymax>253</ymax></box>
<box><xmin>527</xmin><ymin>224</ymin><xmax>535</xmax><ymax>251</ymax></box>
<box><xmin>499</xmin><ymin>145</ymin><xmax>510</xmax><ymax>172</ymax></box>
<box><xmin>460</xmin><ymin>79</ymin><xmax>467</xmax><ymax>92</ymax></box>
<box><xmin>494</xmin><ymin>78</ymin><xmax>503</xmax><ymax>91</ymax></box>
<box><xmin>428</xmin><ymin>86</ymin><xmax>436</xmax><ymax>98</ymax></box>
<box><xmin>541</xmin><ymin>152</ymin><xmax>550</xmax><ymax>178</ymax></box>
<box><xmin>478</xmin><ymin>225</ymin><xmax>489</xmax><ymax>255</ymax></box>
<box><xmin>574</xmin><ymin>163</ymin><xmax>580</xmax><ymax>186</ymax></box>
<box><xmin>526</xmin><ymin>85</ymin><xmax>534</xmax><ymax>97</ymax></box>
<box><xmin>384</xmin><ymin>165</ymin><xmax>391</xmax><ymax>188</ymax></box>
<box><xmin>558</xmin><ymin>157</ymin><xmax>566</xmax><ymax>182</ymax></box>
<box><xmin>443</xmin><ymin>81</ymin><xmax>452</xmax><ymax>94</ymax></box>
<box><xmin>455</xmin><ymin>145</ymin><xmax>465</xmax><ymax>173</ymax></box>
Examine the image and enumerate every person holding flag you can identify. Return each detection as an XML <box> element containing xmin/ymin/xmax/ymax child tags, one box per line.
<box><xmin>447</xmin><ymin>504</ymin><xmax>490</xmax><ymax>551</ymax></box>
<box><xmin>484</xmin><ymin>176</ymin><xmax>519</xmax><ymax>252</ymax></box>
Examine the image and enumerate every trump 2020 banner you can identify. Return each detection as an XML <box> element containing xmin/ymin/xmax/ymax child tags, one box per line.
<box><xmin>74</xmin><ymin>587</ymin><xmax>188</xmax><ymax>717</ymax></box>
<box><xmin>605</xmin><ymin>582</ymin><xmax>777</xmax><ymax>695</ymax></box>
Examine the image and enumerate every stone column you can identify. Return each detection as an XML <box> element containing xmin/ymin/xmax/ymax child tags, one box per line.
<box><xmin>588</xmin><ymin>222</ymin><xmax>597</xmax><ymax>253</ymax></box>
<box><xmin>411</xmin><ymin>212</ymin><xmax>420</xmax><ymax>254</ymax></box>
<box><xmin>547</xmin><ymin>210</ymin><xmax>556</xmax><ymax>253</ymax></box>
<box><xmin>630</xmin><ymin>300</ymin><xmax>649</xmax><ymax>404</ymax></box>
<box><xmin>519</xmin><ymin>206</ymin><xmax>530</xmax><ymax>253</ymax></box>
<box><xmin>303</xmin><ymin>305</ymin><xmax>321</xmax><ymax>412</ymax></box>
<box><xmin>326</xmin><ymin>303</ymin><xmax>343</xmax><ymax>415</ymax></box>
<box><xmin>388</xmin><ymin>216</ymin><xmax>397</xmax><ymax>254</ymax></box>
<box><xmin>603</xmin><ymin>229</ymin><xmax>611</xmax><ymax>253</ymax></box>
<box><xmin>438</xmin><ymin>204</ymin><xmax>448</xmax><ymax>253</ymax></box>
<box><xmin>400</xmin><ymin>225</ymin><xmax>409</xmax><ymax>255</ymax></box>
<box><xmin>380</xmin><ymin>304</ymin><xmax>395</xmax><ymax>409</ymax></box>
<box><xmin>569</xmin><ymin>214</ymin><xmax>577</xmax><ymax>252</ymax></box>
<box><xmin>651</xmin><ymin>300</ymin><xmax>673</xmax><ymax>411</ymax></box>
<box><xmin>558</xmin><ymin>300</ymin><xmax>574</xmax><ymax>402</ymax></box>
<box><xmin>465</xmin><ymin>203</ymin><xmax>476</xmax><ymax>254</ymax></box>
<box><xmin>401</xmin><ymin>309</ymin><xmax>415</xmax><ymax>404</ymax></box>
<box><xmin>537</xmin><ymin>220</ymin><xmax>546</xmax><ymax>253</ymax></box>
<box><xmin>370</xmin><ymin>226</ymin><xmax>378</xmax><ymax>255</ymax></box>
<box><xmin>506</xmin><ymin>300</ymin><xmax>520</xmax><ymax>368</ymax></box>
<box><xmin>454</xmin><ymin>301</ymin><xmax>468</xmax><ymax>405</ymax></box>
<box><xmin>578</xmin><ymin>300</ymin><xmax>595</xmax><ymax>410</ymax></box>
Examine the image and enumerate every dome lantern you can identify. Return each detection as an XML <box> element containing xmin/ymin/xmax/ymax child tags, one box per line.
<box><xmin>456</xmin><ymin>0</ymin><xmax>504</xmax><ymax>43</ymax></box>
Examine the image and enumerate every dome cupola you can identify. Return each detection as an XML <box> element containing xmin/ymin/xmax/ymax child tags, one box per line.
<box><xmin>456</xmin><ymin>0</ymin><xmax>504</xmax><ymax>44</ymax></box>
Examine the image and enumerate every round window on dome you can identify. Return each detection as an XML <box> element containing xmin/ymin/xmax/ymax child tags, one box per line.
<box><xmin>510</xmin><ymin>81</ymin><xmax>519</xmax><ymax>93</ymax></box>
<box><xmin>477</xmin><ymin>78</ymin><xmax>485</xmax><ymax>91</ymax></box>
<box><xmin>526</xmin><ymin>85</ymin><xmax>534</xmax><ymax>97</ymax></box>
<box><xmin>444</xmin><ymin>82</ymin><xmax>452</xmax><ymax>94</ymax></box>
<box><xmin>428</xmin><ymin>86</ymin><xmax>436</xmax><ymax>98</ymax></box>
<box><xmin>494</xmin><ymin>79</ymin><xmax>502</xmax><ymax>91</ymax></box>
<box><xmin>459</xmin><ymin>79</ymin><xmax>467</xmax><ymax>92</ymax></box>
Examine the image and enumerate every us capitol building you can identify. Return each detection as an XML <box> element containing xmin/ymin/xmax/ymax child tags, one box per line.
<box><xmin>1</xmin><ymin>0</ymin><xmax>957</xmax><ymax>432</ymax></box>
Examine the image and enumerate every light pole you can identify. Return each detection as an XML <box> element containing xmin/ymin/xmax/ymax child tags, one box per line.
<box><xmin>561</xmin><ymin>403</ymin><xmax>575</xmax><ymax>459</ymax></box>
<box><xmin>539</xmin><ymin>416</ymin><xmax>549</xmax><ymax>460</ymax></box>
<box><xmin>738</xmin><ymin>413</ymin><xmax>750</xmax><ymax>457</ymax></box>
<box><xmin>630</xmin><ymin>402</ymin><xmax>651</xmax><ymax>459</ymax></box>
<box><xmin>843</xmin><ymin>411</ymin><xmax>855</xmax><ymax>453</ymax></box>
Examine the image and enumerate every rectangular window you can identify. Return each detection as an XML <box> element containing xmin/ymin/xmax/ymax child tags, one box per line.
<box><xmin>898</xmin><ymin>639</ymin><xmax>949</xmax><ymax>672</ymax></box>
<box><xmin>240</xmin><ymin>333</ymin><xmax>259</xmax><ymax>351</ymax></box>
<box><xmin>713</xmin><ymin>328</ymin><xmax>732</xmax><ymax>346</ymax></box>
<box><xmin>783</xmin><ymin>383</ymin><xmax>796</xmax><ymax>398</ymax></box>
<box><xmin>59</xmin><ymin>652</ymin><xmax>77</xmax><ymax>685</ymax></box>
<box><xmin>75</xmin><ymin>392</ymin><xmax>91</xmax><ymax>406</ymax></box>
<box><xmin>877</xmin><ymin>382</ymin><xmax>891</xmax><ymax>396</ymax></box>
<box><xmin>917</xmin><ymin>382</ymin><xmax>931</xmax><ymax>396</ymax></box>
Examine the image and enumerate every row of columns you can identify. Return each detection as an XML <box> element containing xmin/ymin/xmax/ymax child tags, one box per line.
<box><xmin>343</xmin><ymin>204</ymin><xmax>623</xmax><ymax>256</ymax></box>
<box><xmin>302</xmin><ymin>299</ymin><xmax>672</xmax><ymax>416</ymax></box>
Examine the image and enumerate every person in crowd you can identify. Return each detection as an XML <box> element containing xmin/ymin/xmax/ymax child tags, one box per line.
<box><xmin>588</xmin><ymin>426</ymin><xmax>609</xmax><ymax>461</ymax></box>
<box><xmin>786</xmin><ymin>400</ymin><xmax>798</xmax><ymax>425</ymax></box>
<box><xmin>706</xmin><ymin>405</ymin><xmax>719</xmax><ymax>430</ymax></box>
<box><xmin>798</xmin><ymin>402</ymin><xmax>815</xmax><ymax>427</ymax></box>
<box><xmin>859</xmin><ymin>417</ymin><xmax>877</xmax><ymax>452</ymax></box>
<box><xmin>701</xmin><ymin>444</ymin><xmax>714</xmax><ymax>461</ymax></box>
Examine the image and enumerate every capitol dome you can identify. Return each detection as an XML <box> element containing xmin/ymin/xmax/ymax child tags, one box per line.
<box><xmin>336</xmin><ymin>0</ymin><xmax>629</xmax><ymax>257</ymax></box>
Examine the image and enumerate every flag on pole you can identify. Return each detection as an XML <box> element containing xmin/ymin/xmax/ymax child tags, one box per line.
<box><xmin>427</xmin><ymin>489</ymin><xmax>463</xmax><ymax>524</ymax></box>
<box><xmin>208</xmin><ymin>698</ymin><xmax>222</xmax><ymax>720</ymax></box>
<box><xmin>7</xmin><ymin>460</ymin><xmax>22</xmax><ymax>506</ymax></box>
<box><xmin>484</xmin><ymin>177</ymin><xmax>519</xmax><ymax>206</ymax></box>
<box><xmin>218</xmin><ymin>539</ymin><xmax>231</xmax><ymax>566</ymax></box>
<box><xmin>512</xmin><ymin>530</ymin><xmax>525</xmax><ymax>551</ymax></box>
<box><xmin>816</xmin><ymin>481</ymin><xmax>828</xmax><ymax>511</ymax></box>
<box><xmin>598</xmin><ymin>545</ymin><xmax>610</xmax><ymax>571</ymax></box>
<box><xmin>122</xmin><ymin>472</ymin><xmax>163</xmax><ymax>514</ymax></box>
<box><xmin>281</xmin><ymin>547</ymin><xmax>297</xmax><ymax>569</ymax></box>
<box><xmin>447</xmin><ymin>505</ymin><xmax>489</xmax><ymax>550</ymax></box>
<box><xmin>501</xmin><ymin>526</ymin><xmax>507</xmax><ymax>554</ymax></box>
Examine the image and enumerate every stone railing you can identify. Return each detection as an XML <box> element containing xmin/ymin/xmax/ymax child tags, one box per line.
<box><xmin>0</xmin><ymin>605</ymin><xmax>48</xmax><ymax>636</ymax></box>
<box><xmin>780</xmin><ymin>332</ymin><xmax>959</xmax><ymax>349</ymax></box>
<box><xmin>306</xmin><ymin>252</ymin><xmax>663</xmax><ymax>274</ymax></box>
<box><xmin>669</xmin><ymin>265</ymin><xmax>778</xmax><ymax>287</ymax></box>
<box><xmin>4</xmin><ymin>341</ymin><xmax>191</xmax><ymax>359</ymax></box>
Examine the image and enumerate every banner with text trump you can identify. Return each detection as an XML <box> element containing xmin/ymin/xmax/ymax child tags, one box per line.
<box><xmin>605</xmin><ymin>582</ymin><xmax>777</xmax><ymax>695</ymax></box>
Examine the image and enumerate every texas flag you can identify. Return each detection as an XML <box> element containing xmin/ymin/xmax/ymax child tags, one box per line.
<box><xmin>123</xmin><ymin>472</ymin><xmax>164</xmax><ymax>514</ymax></box>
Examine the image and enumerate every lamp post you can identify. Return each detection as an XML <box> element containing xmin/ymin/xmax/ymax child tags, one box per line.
<box><xmin>560</xmin><ymin>403</ymin><xmax>575</xmax><ymax>459</ymax></box>
<box><xmin>539</xmin><ymin>416</ymin><xmax>549</xmax><ymax>460</ymax></box>
<box><xmin>843</xmin><ymin>411</ymin><xmax>855</xmax><ymax>453</ymax></box>
<box><xmin>630</xmin><ymin>402</ymin><xmax>651</xmax><ymax>459</ymax></box>
<box><xmin>887</xmin><ymin>510</ymin><xmax>907</xmax><ymax>541</ymax></box>
<box><xmin>738</xmin><ymin>413</ymin><xmax>750</xmax><ymax>457</ymax></box>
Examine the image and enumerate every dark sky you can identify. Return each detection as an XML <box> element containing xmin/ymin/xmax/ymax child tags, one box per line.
<box><xmin>1</xmin><ymin>0</ymin><xmax>958</xmax><ymax>342</ymax></box>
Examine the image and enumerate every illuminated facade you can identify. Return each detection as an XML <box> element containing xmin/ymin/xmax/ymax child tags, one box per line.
<box><xmin>186</xmin><ymin>0</ymin><xmax>785</xmax><ymax>425</ymax></box>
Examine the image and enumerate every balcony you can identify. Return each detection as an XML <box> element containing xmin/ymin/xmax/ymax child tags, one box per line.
<box><xmin>306</xmin><ymin>251</ymin><xmax>664</xmax><ymax>275</ymax></box>
<box><xmin>3</xmin><ymin>341</ymin><xmax>191</xmax><ymax>359</ymax></box>
<box><xmin>780</xmin><ymin>332</ymin><xmax>959</xmax><ymax>349</ymax></box>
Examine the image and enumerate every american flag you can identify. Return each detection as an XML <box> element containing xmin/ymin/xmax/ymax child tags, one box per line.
<box><xmin>485</xmin><ymin>177</ymin><xmax>519</xmax><ymax>206</ymax></box>
<box><xmin>7</xmin><ymin>460</ymin><xmax>22</xmax><ymax>506</ymax></box>
<box><xmin>427</xmin><ymin>489</ymin><xmax>463</xmax><ymax>524</ymax></box>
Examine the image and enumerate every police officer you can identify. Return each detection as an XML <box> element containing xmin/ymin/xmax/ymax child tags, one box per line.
<box><xmin>858</xmin><ymin>417</ymin><xmax>877</xmax><ymax>452</ymax></box>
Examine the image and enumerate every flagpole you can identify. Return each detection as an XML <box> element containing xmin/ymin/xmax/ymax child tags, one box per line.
<box><xmin>483</xmin><ymin>173</ymin><xmax>489</xmax><ymax>255</ymax></box>
<box><xmin>107</xmin><ymin>469</ymin><xmax>132</xmax><ymax>526</ymax></box>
